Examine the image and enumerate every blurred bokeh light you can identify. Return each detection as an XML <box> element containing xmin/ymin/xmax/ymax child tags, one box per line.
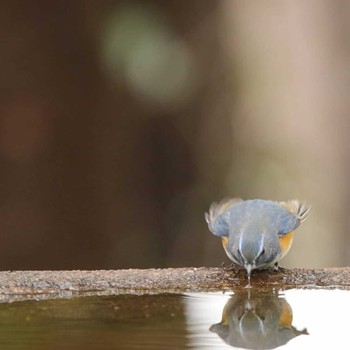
<box><xmin>101</xmin><ymin>4</ymin><xmax>197</xmax><ymax>105</ymax></box>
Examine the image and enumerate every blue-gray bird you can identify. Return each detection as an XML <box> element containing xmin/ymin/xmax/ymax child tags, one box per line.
<box><xmin>205</xmin><ymin>198</ymin><xmax>310</xmax><ymax>285</ymax></box>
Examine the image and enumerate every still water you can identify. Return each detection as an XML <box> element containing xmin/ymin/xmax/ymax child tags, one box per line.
<box><xmin>0</xmin><ymin>289</ymin><xmax>348</xmax><ymax>349</ymax></box>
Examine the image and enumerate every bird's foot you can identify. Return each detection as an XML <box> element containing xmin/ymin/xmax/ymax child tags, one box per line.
<box><xmin>274</xmin><ymin>263</ymin><xmax>288</xmax><ymax>274</ymax></box>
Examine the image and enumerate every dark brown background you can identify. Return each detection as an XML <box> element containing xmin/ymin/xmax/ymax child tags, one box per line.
<box><xmin>1</xmin><ymin>1</ymin><xmax>349</xmax><ymax>270</ymax></box>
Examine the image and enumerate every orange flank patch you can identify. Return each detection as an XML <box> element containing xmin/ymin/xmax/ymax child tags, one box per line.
<box><xmin>221</xmin><ymin>236</ymin><xmax>229</xmax><ymax>248</ymax></box>
<box><xmin>279</xmin><ymin>302</ymin><xmax>293</xmax><ymax>327</ymax></box>
<box><xmin>278</xmin><ymin>231</ymin><xmax>295</xmax><ymax>258</ymax></box>
<box><xmin>220</xmin><ymin>311</ymin><xmax>229</xmax><ymax>326</ymax></box>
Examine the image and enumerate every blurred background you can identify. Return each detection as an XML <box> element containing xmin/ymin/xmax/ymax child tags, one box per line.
<box><xmin>0</xmin><ymin>0</ymin><xmax>349</xmax><ymax>270</ymax></box>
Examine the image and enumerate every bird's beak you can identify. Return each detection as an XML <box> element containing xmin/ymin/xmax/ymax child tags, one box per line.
<box><xmin>245</xmin><ymin>264</ymin><xmax>253</xmax><ymax>288</ymax></box>
<box><xmin>245</xmin><ymin>264</ymin><xmax>252</xmax><ymax>276</ymax></box>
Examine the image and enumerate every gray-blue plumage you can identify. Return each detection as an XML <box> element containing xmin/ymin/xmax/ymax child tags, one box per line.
<box><xmin>205</xmin><ymin>197</ymin><xmax>310</xmax><ymax>283</ymax></box>
<box><xmin>229</xmin><ymin>200</ymin><xmax>299</xmax><ymax>237</ymax></box>
<box><xmin>206</xmin><ymin>199</ymin><xmax>304</xmax><ymax>238</ymax></box>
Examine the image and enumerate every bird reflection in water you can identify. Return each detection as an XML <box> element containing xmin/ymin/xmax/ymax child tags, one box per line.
<box><xmin>210</xmin><ymin>289</ymin><xmax>308</xmax><ymax>349</ymax></box>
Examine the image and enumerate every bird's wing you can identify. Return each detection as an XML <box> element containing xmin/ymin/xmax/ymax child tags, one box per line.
<box><xmin>278</xmin><ymin>200</ymin><xmax>310</xmax><ymax>235</ymax></box>
<box><xmin>205</xmin><ymin>197</ymin><xmax>243</xmax><ymax>237</ymax></box>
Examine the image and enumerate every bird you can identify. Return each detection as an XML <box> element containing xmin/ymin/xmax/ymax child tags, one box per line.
<box><xmin>205</xmin><ymin>198</ymin><xmax>310</xmax><ymax>286</ymax></box>
<box><xmin>210</xmin><ymin>289</ymin><xmax>308</xmax><ymax>349</ymax></box>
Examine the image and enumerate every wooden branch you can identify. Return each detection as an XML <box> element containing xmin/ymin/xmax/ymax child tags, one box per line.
<box><xmin>0</xmin><ymin>267</ymin><xmax>349</xmax><ymax>303</ymax></box>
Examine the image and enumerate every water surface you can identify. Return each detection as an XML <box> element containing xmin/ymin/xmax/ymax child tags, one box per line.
<box><xmin>0</xmin><ymin>289</ymin><xmax>348</xmax><ymax>349</ymax></box>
